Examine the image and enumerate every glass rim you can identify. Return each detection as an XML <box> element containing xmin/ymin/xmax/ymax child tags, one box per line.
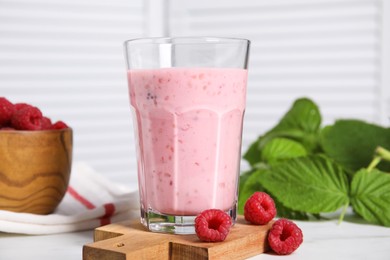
<box><xmin>124</xmin><ymin>36</ymin><xmax>250</xmax><ymax>46</ymax></box>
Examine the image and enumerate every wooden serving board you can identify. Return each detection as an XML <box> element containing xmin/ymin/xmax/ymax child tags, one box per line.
<box><xmin>83</xmin><ymin>216</ymin><xmax>273</xmax><ymax>260</ymax></box>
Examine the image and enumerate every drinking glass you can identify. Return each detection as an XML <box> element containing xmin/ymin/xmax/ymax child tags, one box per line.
<box><xmin>124</xmin><ymin>37</ymin><xmax>250</xmax><ymax>234</ymax></box>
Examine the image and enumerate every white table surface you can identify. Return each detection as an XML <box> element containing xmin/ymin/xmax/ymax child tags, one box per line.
<box><xmin>1</xmin><ymin>212</ymin><xmax>389</xmax><ymax>260</ymax></box>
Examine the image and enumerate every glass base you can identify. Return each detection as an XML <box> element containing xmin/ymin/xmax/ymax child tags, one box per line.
<box><xmin>140</xmin><ymin>203</ymin><xmax>237</xmax><ymax>234</ymax></box>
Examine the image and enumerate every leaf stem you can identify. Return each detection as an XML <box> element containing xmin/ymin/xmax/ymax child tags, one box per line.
<box><xmin>376</xmin><ymin>146</ymin><xmax>390</xmax><ymax>162</ymax></box>
<box><xmin>338</xmin><ymin>202</ymin><xmax>349</xmax><ymax>225</ymax></box>
<box><xmin>366</xmin><ymin>146</ymin><xmax>390</xmax><ymax>172</ymax></box>
<box><xmin>367</xmin><ymin>156</ymin><xmax>382</xmax><ymax>172</ymax></box>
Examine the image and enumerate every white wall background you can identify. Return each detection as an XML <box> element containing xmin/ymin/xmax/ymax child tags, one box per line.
<box><xmin>0</xmin><ymin>0</ymin><xmax>389</xmax><ymax>186</ymax></box>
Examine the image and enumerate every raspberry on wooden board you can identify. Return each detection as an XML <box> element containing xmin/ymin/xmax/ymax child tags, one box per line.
<box><xmin>244</xmin><ymin>192</ymin><xmax>277</xmax><ymax>225</ymax></box>
<box><xmin>194</xmin><ymin>209</ymin><xmax>232</xmax><ymax>242</ymax></box>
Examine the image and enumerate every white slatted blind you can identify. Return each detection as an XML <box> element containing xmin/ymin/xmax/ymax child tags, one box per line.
<box><xmin>169</xmin><ymin>0</ymin><xmax>388</xmax><ymax>170</ymax></box>
<box><xmin>0</xmin><ymin>0</ymin><xmax>144</xmax><ymax>183</ymax></box>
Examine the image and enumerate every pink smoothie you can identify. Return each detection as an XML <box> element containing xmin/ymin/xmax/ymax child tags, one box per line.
<box><xmin>128</xmin><ymin>67</ymin><xmax>247</xmax><ymax>216</ymax></box>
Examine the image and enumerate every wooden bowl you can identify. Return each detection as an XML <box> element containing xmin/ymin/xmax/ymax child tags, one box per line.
<box><xmin>0</xmin><ymin>128</ymin><xmax>73</xmax><ymax>214</ymax></box>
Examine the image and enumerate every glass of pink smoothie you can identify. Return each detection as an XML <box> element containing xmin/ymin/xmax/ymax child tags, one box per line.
<box><xmin>124</xmin><ymin>37</ymin><xmax>250</xmax><ymax>234</ymax></box>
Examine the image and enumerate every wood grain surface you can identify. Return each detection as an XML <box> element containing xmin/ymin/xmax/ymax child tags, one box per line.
<box><xmin>83</xmin><ymin>215</ymin><xmax>273</xmax><ymax>260</ymax></box>
<box><xmin>0</xmin><ymin>129</ymin><xmax>72</xmax><ymax>214</ymax></box>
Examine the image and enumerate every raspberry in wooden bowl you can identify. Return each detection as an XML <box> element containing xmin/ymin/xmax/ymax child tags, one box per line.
<box><xmin>0</xmin><ymin>97</ymin><xmax>73</xmax><ymax>214</ymax></box>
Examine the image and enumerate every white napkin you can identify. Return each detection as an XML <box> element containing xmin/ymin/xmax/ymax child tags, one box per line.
<box><xmin>0</xmin><ymin>163</ymin><xmax>140</xmax><ymax>235</ymax></box>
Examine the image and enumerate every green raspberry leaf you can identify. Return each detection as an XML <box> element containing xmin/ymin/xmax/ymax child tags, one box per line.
<box><xmin>258</xmin><ymin>155</ymin><xmax>349</xmax><ymax>213</ymax></box>
<box><xmin>320</xmin><ymin>120</ymin><xmax>390</xmax><ymax>174</ymax></box>
<box><xmin>350</xmin><ymin>168</ymin><xmax>390</xmax><ymax>227</ymax></box>
<box><xmin>243</xmin><ymin>98</ymin><xmax>322</xmax><ymax>166</ymax></box>
<box><xmin>268</xmin><ymin>98</ymin><xmax>321</xmax><ymax>133</ymax></box>
<box><xmin>273</xmin><ymin>197</ymin><xmax>310</xmax><ymax>220</ymax></box>
<box><xmin>261</xmin><ymin>137</ymin><xmax>308</xmax><ymax>164</ymax></box>
<box><xmin>243</xmin><ymin>138</ymin><xmax>261</xmax><ymax>167</ymax></box>
<box><xmin>259</xmin><ymin>98</ymin><xmax>322</xmax><ymax>152</ymax></box>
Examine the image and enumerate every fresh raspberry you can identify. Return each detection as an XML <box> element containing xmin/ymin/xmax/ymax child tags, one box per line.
<box><xmin>11</xmin><ymin>106</ymin><xmax>43</xmax><ymax>130</ymax></box>
<box><xmin>0</xmin><ymin>97</ymin><xmax>15</xmax><ymax>127</ymax></box>
<box><xmin>14</xmin><ymin>103</ymin><xmax>31</xmax><ymax>111</ymax></box>
<box><xmin>268</xmin><ymin>219</ymin><xmax>303</xmax><ymax>255</ymax></box>
<box><xmin>244</xmin><ymin>192</ymin><xmax>276</xmax><ymax>225</ymax></box>
<box><xmin>41</xmin><ymin>117</ymin><xmax>52</xmax><ymax>130</ymax></box>
<box><xmin>51</xmin><ymin>120</ymin><xmax>69</xmax><ymax>129</ymax></box>
<box><xmin>194</xmin><ymin>209</ymin><xmax>232</xmax><ymax>242</ymax></box>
